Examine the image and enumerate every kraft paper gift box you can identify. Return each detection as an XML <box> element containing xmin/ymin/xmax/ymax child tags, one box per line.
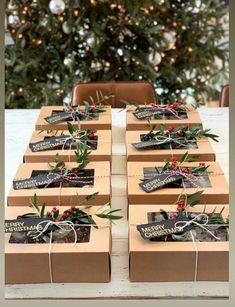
<box><xmin>35</xmin><ymin>106</ymin><xmax>112</xmax><ymax>130</ymax></box>
<box><xmin>126</xmin><ymin>131</ymin><xmax>216</xmax><ymax>162</ymax></box>
<box><xmin>127</xmin><ymin>162</ymin><xmax>229</xmax><ymax>204</ymax></box>
<box><xmin>129</xmin><ymin>204</ymin><xmax>229</xmax><ymax>282</ymax></box>
<box><xmin>5</xmin><ymin>206</ymin><xmax>111</xmax><ymax>283</ymax></box>
<box><xmin>126</xmin><ymin>105</ymin><xmax>202</xmax><ymax>130</ymax></box>
<box><xmin>7</xmin><ymin>161</ymin><xmax>111</xmax><ymax>206</ymax></box>
<box><xmin>24</xmin><ymin>129</ymin><xmax>112</xmax><ymax>163</ymax></box>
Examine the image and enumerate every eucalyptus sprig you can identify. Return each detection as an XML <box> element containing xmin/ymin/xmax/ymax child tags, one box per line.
<box><xmin>66</xmin><ymin>91</ymin><xmax>114</xmax><ymax>115</ymax></box>
<box><xmin>26</xmin><ymin>193</ymin><xmax>122</xmax><ymax>230</ymax></box>
<box><xmin>158</xmin><ymin>152</ymin><xmax>210</xmax><ymax>175</ymax></box>
<box><xmin>160</xmin><ymin>190</ymin><xmax>227</xmax><ymax>225</ymax></box>
<box><xmin>144</xmin><ymin>123</ymin><xmax>219</xmax><ymax>143</ymax></box>
<box><xmin>66</xmin><ymin>122</ymin><xmax>96</xmax><ymax>145</ymax></box>
<box><xmin>48</xmin><ymin>142</ymin><xmax>91</xmax><ymax>174</ymax></box>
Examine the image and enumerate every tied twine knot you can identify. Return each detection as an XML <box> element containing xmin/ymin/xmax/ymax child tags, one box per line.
<box><xmin>69</xmin><ymin>108</ymin><xmax>96</xmax><ymax>122</ymax></box>
<box><xmin>160</xmin><ymin>169</ymin><xmax>201</xmax><ymax>188</ymax></box>
<box><xmin>32</xmin><ymin>219</ymin><xmax>78</xmax><ymax>242</ymax></box>
<box><xmin>31</xmin><ymin>219</ymin><xmax>111</xmax><ymax>283</ymax></box>
<box><xmin>60</xmin><ymin>130</ymin><xmax>97</xmax><ymax>161</ymax></box>
<box><xmin>32</xmin><ymin>219</ymin><xmax>78</xmax><ymax>283</ymax></box>
<box><xmin>153</xmin><ymin>135</ymin><xmax>197</xmax><ymax>149</ymax></box>
<box><xmin>174</xmin><ymin>213</ymin><xmax>221</xmax><ymax>240</ymax></box>
<box><xmin>45</xmin><ymin>172</ymin><xmax>93</xmax><ymax>189</ymax></box>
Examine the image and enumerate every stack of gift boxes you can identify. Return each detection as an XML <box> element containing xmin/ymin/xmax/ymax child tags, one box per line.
<box><xmin>126</xmin><ymin>102</ymin><xmax>229</xmax><ymax>282</ymax></box>
<box><xmin>5</xmin><ymin>88</ymin><xmax>229</xmax><ymax>285</ymax></box>
<box><xmin>5</xmin><ymin>102</ymin><xmax>115</xmax><ymax>283</ymax></box>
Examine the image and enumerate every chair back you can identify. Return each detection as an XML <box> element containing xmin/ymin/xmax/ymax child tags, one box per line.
<box><xmin>71</xmin><ymin>81</ymin><xmax>157</xmax><ymax>108</ymax></box>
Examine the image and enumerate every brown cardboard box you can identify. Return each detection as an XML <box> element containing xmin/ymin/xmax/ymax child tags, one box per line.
<box><xmin>24</xmin><ymin>130</ymin><xmax>112</xmax><ymax>162</ymax></box>
<box><xmin>126</xmin><ymin>131</ymin><xmax>216</xmax><ymax>162</ymax></box>
<box><xmin>126</xmin><ymin>105</ymin><xmax>202</xmax><ymax>130</ymax></box>
<box><xmin>8</xmin><ymin>162</ymin><xmax>110</xmax><ymax>206</ymax></box>
<box><xmin>127</xmin><ymin>162</ymin><xmax>228</xmax><ymax>204</ymax></box>
<box><xmin>35</xmin><ymin>106</ymin><xmax>112</xmax><ymax>130</ymax></box>
<box><xmin>129</xmin><ymin>204</ymin><xmax>229</xmax><ymax>282</ymax></box>
<box><xmin>5</xmin><ymin>206</ymin><xmax>111</xmax><ymax>283</ymax></box>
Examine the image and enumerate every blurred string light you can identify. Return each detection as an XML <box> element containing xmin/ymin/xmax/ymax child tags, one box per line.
<box><xmin>5</xmin><ymin>0</ymin><xmax>229</xmax><ymax>107</ymax></box>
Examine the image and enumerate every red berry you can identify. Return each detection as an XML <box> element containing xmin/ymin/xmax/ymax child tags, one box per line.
<box><xmin>170</xmin><ymin>157</ymin><xmax>178</xmax><ymax>162</ymax></box>
<box><xmin>179</xmin><ymin>200</ymin><xmax>185</xmax><ymax>206</ymax></box>
<box><xmin>70</xmin><ymin>206</ymin><xmax>76</xmax><ymax>210</ymax></box>
<box><xmin>207</xmin><ymin>212</ymin><xmax>212</xmax><ymax>217</ymax></box>
<box><xmin>171</xmin><ymin>213</ymin><xmax>178</xmax><ymax>219</ymax></box>
<box><xmin>199</xmin><ymin>162</ymin><xmax>205</xmax><ymax>167</ymax></box>
<box><xmin>52</xmin><ymin>207</ymin><xmax>57</xmax><ymax>213</ymax></box>
<box><xmin>62</xmin><ymin>213</ymin><xmax>67</xmax><ymax>219</ymax></box>
<box><xmin>88</xmin><ymin>132</ymin><xmax>95</xmax><ymax>138</ymax></box>
<box><xmin>55</xmin><ymin>218</ymin><xmax>61</xmax><ymax>222</ymax></box>
<box><xmin>47</xmin><ymin>211</ymin><xmax>52</xmax><ymax>217</ymax></box>
<box><xmin>177</xmin><ymin>205</ymin><xmax>184</xmax><ymax>211</ymax></box>
<box><xmin>89</xmin><ymin>105</ymin><xmax>96</xmax><ymax>111</ymax></box>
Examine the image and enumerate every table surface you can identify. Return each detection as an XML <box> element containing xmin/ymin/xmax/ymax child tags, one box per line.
<box><xmin>5</xmin><ymin>107</ymin><xmax>229</xmax><ymax>300</ymax></box>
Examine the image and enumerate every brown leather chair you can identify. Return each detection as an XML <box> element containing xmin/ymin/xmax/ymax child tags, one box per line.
<box><xmin>71</xmin><ymin>81</ymin><xmax>157</xmax><ymax>108</ymax></box>
<box><xmin>219</xmin><ymin>85</ymin><xmax>229</xmax><ymax>107</ymax></box>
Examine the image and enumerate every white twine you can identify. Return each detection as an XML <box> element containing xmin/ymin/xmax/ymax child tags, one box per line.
<box><xmin>179</xmin><ymin>160</ymin><xmax>200</xmax><ymax>283</ymax></box>
<box><xmin>32</xmin><ymin>219</ymin><xmax>110</xmax><ymax>283</ymax></box>
<box><xmin>142</xmin><ymin>104</ymin><xmax>185</xmax><ymax>120</ymax></box>
<box><xmin>60</xmin><ymin>130</ymin><xmax>95</xmax><ymax>162</ymax></box>
<box><xmin>174</xmin><ymin>213</ymin><xmax>221</xmax><ymax>241</ymax></box>
<box><xmin>153</xmin><ymin>135</ymin><xmax>197</xmax><ymax>149</ymax></box>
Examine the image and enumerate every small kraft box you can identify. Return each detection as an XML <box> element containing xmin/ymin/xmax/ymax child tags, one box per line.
<box><xmin>24</xmin><ymin>129</ymin><xmax>112</xmax><ymax>163</ymax></box>
<box><xmin>126</xmin><ymin>104</ymin><xmax>202</xmax><ymax>131</ymax></box>
<box><xmin>127</xmin><ymin>161</ymin><xmax>228</xmax><ymax>205</ymax></box>
<box><xmin>35</xmin><ymin>105</ymin><xmax>112</xmax><ymax>130</ymax></box>
<box><xmin>126</xmin><ymin>131</ymin><xmax>216</xmax><ymax>162</ymax></box>
<box><xmin>7</xmin><ymin>161</ymin><xmax>110</xmax><ymax>206</ymax></box>
<box><xmin>129</xmin><ymin>204</ymin><xmax>229</xmax><ymax>282</ymax></box>
<box><xmin>5</xmin><ymin>206</ymin><xmax>111</xmax><ymax>283</ymax></box>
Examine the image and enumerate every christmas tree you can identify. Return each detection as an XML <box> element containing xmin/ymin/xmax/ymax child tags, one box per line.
<box><xmin>5</xmin><ymin>0</ymin><xmax>229</xmax><ymax>108</ymax></box>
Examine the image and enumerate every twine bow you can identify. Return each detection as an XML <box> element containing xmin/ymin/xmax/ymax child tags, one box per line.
<box><xmin>174</xmin><ymin>213</ymin><xmax>221</xmax><ymax>240</ymax></box>
<box><xmin>31</xmin><ymin>219</ymin><xmax>110</xmax><ymax>283</ymax></box>
<box><xmin>153</xmin><ymin>135</ymin><xmax>197</xmax><ymax>149</ymax></box>
<box><xmin>45</xmin><ymin>172</ymin><xmax>93</xmax><ymax>188</ymax></box>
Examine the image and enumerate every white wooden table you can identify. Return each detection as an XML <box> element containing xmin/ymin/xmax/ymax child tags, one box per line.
<box><xmin>5</xmin><ymin>108</ymin><xmax>229</xmax><ymax>299</ymax></box>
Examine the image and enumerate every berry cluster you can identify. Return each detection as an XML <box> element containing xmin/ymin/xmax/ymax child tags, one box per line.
<box><xmin>168</xmin><ymin>157</ymin><xmax>206</xmax><ymax>173</ymax></box>
<box><xmin>169</xmin><ymin>157</ymin><xmax>190</xmax><ymax>174</ymax></box>
<box><xmin>87</xmin><ymin>132</ymin><xmax>96</xmax><ymax>139</ymax></box>
<box><xmin>168</xmin><ymin>101</ymin><xmax>182</xmax><ymax>110</ymax></box>
<box><xmin>46</xmin><ymin>205</ymin><xmax>78</xmax><ymax>222</ymax></box>
<box><xmin>165</xmin><ymin>126</ymin><xmax>184</xmax><ymax>136</ymax></box>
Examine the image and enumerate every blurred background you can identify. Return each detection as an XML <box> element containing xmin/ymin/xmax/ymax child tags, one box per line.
<box><xmin>5</xmin><ymin>0</ymin><xmax>229</xmax><ymax>108</ymax></box>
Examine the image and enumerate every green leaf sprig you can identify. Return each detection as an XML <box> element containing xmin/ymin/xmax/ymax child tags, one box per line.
<box><xmin>28</xmin><ymin>193</ymin><xmax>122</xmax><ymax>230</ymax></box>
<box><xmin>144</xmin><ymin>123</ymin><xmax>219</xmax><ymax>143</ymax></box>
<box><xmin>48</xmin><ymin>142</ymin><xmax>91</xmax><ymax>174</ymax></box>
<box><xmin>160</xmin><ymin>190</ymin><xmax>227</xmax><ymax>225</ymax></box>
